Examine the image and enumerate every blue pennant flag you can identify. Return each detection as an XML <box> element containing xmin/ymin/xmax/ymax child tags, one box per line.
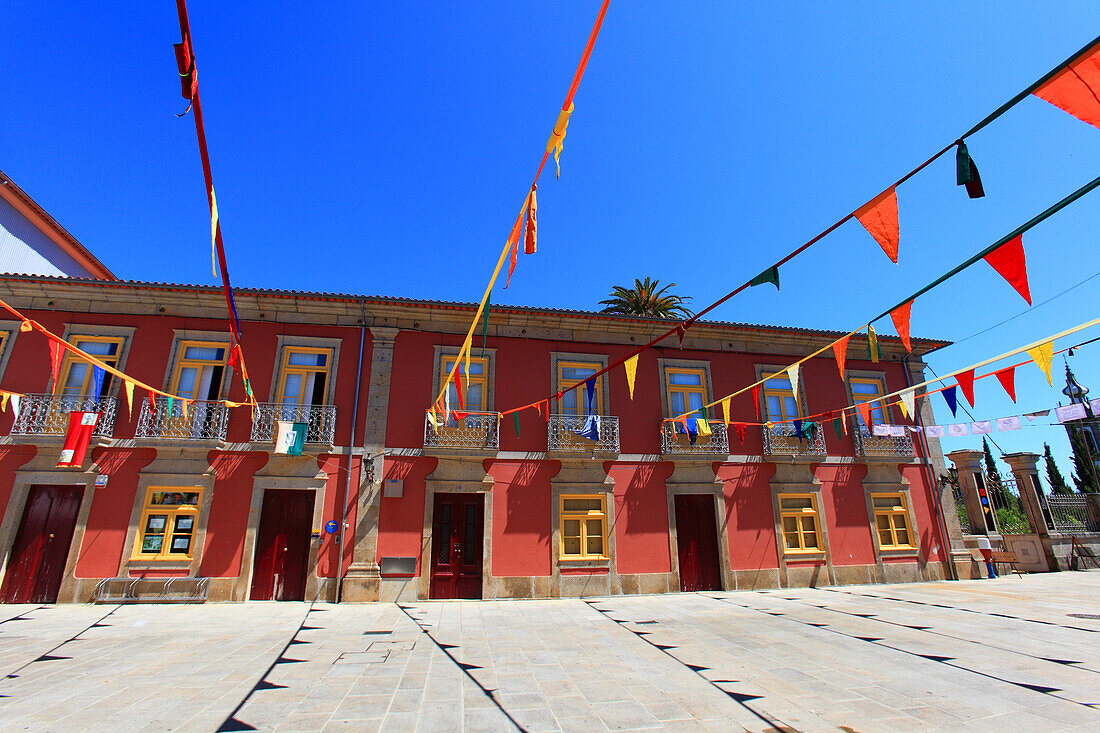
<box><xmin>793</xmin><ymin>419</ymin><xmax>803</xmax><ymax>442</ymax></box>
<box><xmin>586</xmin><ymin>378</ymin><xmax>596</xmax><ymax>415</ymax></box>
<box><xmin>942</xmin><ymin>386</ymin><xmax>958</xmax><ymax>417</ymax></box>
<box><xmin>573</xmin><ymin>415</ymin><xmax>601</xmax><ymax>442</ymax></box>
<box><xmin>92</xmin><ymin>366</ymin><xmax>105</xmax><ymax>399</ymax></box>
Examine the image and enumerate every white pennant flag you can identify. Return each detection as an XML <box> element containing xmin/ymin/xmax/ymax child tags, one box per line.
<box><xmin>900</xmin><ymin>390</ymin><xmax>916</xmax><ymax>420</ymax></box>
<box><xmin>970</xmin><ymin>420</ymin><xmax>992</xmax><ymax>435</ymax></box>
<box><xmin>946</xmin><ymin>423</ymin><xmax>969</xmax><ymax>437</ymax></box>
<box><xmin>995</xmin><ymin>416</ymin><xmax>1021</xmax><ymax>432</ymax></box>
<box><xmin>924</xmin><ymin>424</ymin><xmax>946</xmax><ymax>438</ymax></box>
<box><xmin>786</xmin><ymin>364</ymin><xmax>800</xmax><ymax>405</ymax></box>
<box><xmin>9</xmin><ymin>393</ymin><xmax>19</xmax><ymax>418</ymax></box>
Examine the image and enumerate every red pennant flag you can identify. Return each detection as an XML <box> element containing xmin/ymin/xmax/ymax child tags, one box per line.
<box><xmin>454</xmin><ymin>369</ymin><xmax>465</xmax><ymax>410</ymax></box>
<box><xmin>983</xmin><ymin>235</ymin><xmax>1032</xmax><ymax>305</ymax></box>
<box><xmin>889</xmin><ymin>301</ymin><xmax>913</xmax><ymax>353</ymax></box>
<box><xmin>956</xmin><ymin>369</ymin><xmax>976</xmax><ymax>407</ymax></box>
<box><xmin>855</xmin><ymin>187</ymin><xmax>900</xmax><ymax>264</ymax></box>
<box><xmin>995</xmin><ymin>367</ymin><xmax>1017</xmax><ymax>402</ymax></box>
<box><xmin>750</xmin><ymin>386</ymin><xmax>761</xmax><ymax>420</ymax></box>
<box><xmin>856</xmin><ymin>402</ymin><xmax>874</xmax><ymax>430</ymax></box>
<box><xmin>540</xmin><ymin>400</ymin><xmax>549</xmax><ymax>423</ymax></box>
<box><xmin>733</xmin><ymin>423</ymin><xmax>747</xmax><ymax>442</ymax></box>
<box><xmin>148</xmin><ymin>389</ymin><xmax>157</xmax><ymax>412</ymax></box>
<box><xmin>451</xmin><ymin>410</ymin><xmax>469</xmax><ymax>422</ymax></box>
<box><xmin>503</xmin><ymin>211</ymin><xmax>523</xmax><ymax>289</ymax></box>
<box><xmin>833</xmin><ymin>336</ymin><xmax>849</xmax><ymax>382</ymax></box>
<box><xmin>524</xmin><ymin>186</ymin><xmax>537</xmax><ymax>255</ymax></box>
<box><xmin>1033</xmin><ymin>45</ymin><xmax>1100</xmax><ymax>129</ymax></box>
<box><xmin>48</xmin><ymin>339</ymin><xmax>65</xmax><ymax>388</ymax></box>
<box><xmin>57</xmin><ymin>411</ymin><xmax>100</xmax><ymax>468</ymax></box>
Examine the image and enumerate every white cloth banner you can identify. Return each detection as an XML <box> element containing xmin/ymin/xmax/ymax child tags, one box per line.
<box><xmin>995</xmin><ymin>416</ymin><xmax>1022</xmax><ymax>432</ymax></box>
<box><xmin>1025</xmin><ymin>410</ymin><xmax>1050</xmax><ymax>422</ymax></box>
<box><xmin>1091</xmin><ymin>398</ymin><xmax>1100</xmax><ymax>415</ymax></box>
<box><xmin>907</xmin><ymin>426</ymin><xmax>923</xmax><ymax>433</ymax></box>
<box><xmin>970</xmin><ymin>420</ymin><xmax>992</xmax><ymax>435</ymax></box>
<box><xmin>888</xmin><ymin>425</ymin><xmax>906</xmax><ymax>437</ymax></box>
<box><xmin>946</xmin><ymin>423</ymin><xmax>969</xmax><ymax>437</ymax></box>
<box><xmin>924</xmin><ymin>425</ymin><xmax>946</xmax><ymax>438</ymax></box>
<box><xmin>873</xmin><ymin>424</ymin><xmax>891</xmax><ymax>436</ymax></box>
<box><xmin>1056</xmin><ymin>403</ymin><xmax>1088</xmax><ymax>423</ymax></box>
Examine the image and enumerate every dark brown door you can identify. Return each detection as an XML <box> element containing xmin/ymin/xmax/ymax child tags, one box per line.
<box><xmin>429</xmin><ymin>493</ymin><xmax>483</xmax><ymax>599</ymax></box>
<box><xmin>250</xmin><ymin>490</ymin><xmax>313</xmax><ymax>601</ymax></box>
<box><xmin>0</xmin><ymin>485</ymin><xmax>82</xmax><ymax>604</ymax></box>
<box><xmin>675</xmin><ymin>494</ymin><xmax>722</xmax><ymax>592</ymax></box>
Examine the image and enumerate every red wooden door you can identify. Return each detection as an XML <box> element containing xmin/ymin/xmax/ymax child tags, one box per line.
<box><xmin>429</xmin><ymin>493</ymin><xmax>483</xmax><ymax>599</ymax></box>
<box><xmin>675</xmin><ymin>494</ymin><xmax>722</xmax><ymax>592</ymax></box>
<box><xmin>250</xmin><ymin>489</ymin><xmax>313</xmax><ymax>601</ymax></box>
<box><xmin>0</xmin><ymin>485</ymin><xmax>82</xmax><ymax>604</ymax></box>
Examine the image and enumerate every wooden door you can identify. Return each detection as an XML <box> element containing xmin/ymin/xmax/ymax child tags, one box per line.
<box><xmin>250</xmin><ymin>489</ymin><xmax>313</xmax><ymax>601</ymax></box>
<box><xmin>429</xmin><ymin>493</ymin><xmax>484</xmax><ymax>599</ymax></box>
<box><xmin>674</xmin><ymin>494</ymin><xmax>722</xmax><ymax>592</ymax></box>
<box><xmin>0</xmin><ymin>485</ymin><xmax>83</xmax><ymax>604</ymax></box>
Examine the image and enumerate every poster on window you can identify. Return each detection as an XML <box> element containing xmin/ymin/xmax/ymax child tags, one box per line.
<box><xmin>142</xmin><ymin>535</ymin><xmax>164</xmax><ymax>552</ymax></box>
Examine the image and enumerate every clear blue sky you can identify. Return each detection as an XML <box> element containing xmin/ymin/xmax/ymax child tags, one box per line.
<box><xmin>4</xmin><ymin>2</ymin><xmax>1100</xmax><ymax>482</ymax></box>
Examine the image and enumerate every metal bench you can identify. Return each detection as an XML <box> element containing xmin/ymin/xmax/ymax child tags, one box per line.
<box><xmin>92</xmin><ymin>577</ymin><xmax>209</xmax><ymax>603</ymax></box>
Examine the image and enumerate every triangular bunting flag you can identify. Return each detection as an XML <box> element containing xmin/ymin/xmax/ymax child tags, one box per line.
<box><xmin>833</xmin><ymin>335</ymin><xmax>849</xmax><ymax>382</ymax></box>
<box><xmin>833</xmin><ymin>417</ymin><xmax>844</xmax><ymax>440</ymax></box>
<box><xmin>524</xmin><ymin>185</ymin><xmax>537</xmax><ymax>254</ymax></box>
<box><xmin>793</xmin><ymin>419</ymin><xmax>803</xmax><ymax>442</ymax></box>
<box><xmin>124</xmin><ymin>381</ymin><xmax>134</xmax><ymax>417</ymax></box>
<box><xmin>956</xmin><ymin>370</ymin><xmax>976</xmax><ymax>408</ymax></box>
<box><xmin>696</xmin><ymin>419</ymin><xmax>712</xmax><ymax>438</ymax></box>
<box><xmin>786</xmin><ymin>364</ymin><xmax>800</xmax><ymax>406</ymax></box>
<box><xmin>624</xmin><ymin>354</ymin><xmax>638</xmax><ymax>400</ymax></box>
<box><xmin>890</xmin><ymin>301</ymin><xmax>913</xmax><ymax>353</ymax></box>
<box><xmin>20</xmin><ymin>319</ymin><xmax>32</xmax><ymax>332</ymax></box>
<box><xmin>454</xmin><ymin>367</ymin><xmax>465</xmax><ymax>410</ymax></box>
<box><xmin>857</xmin><ymin>402</ymin><xmax>874</xmax><ymax>430</ymax></box>
<box><xmin>209</xmin><ymin>184</ymin><xmax>220</xmax><ymax>276</ymax></box>
<box><xmin>1026</xmin><ymin>341</ymin><xmax>1054</xmax><ymax>385</ymax></box>
<box><xmin>867</xmin><ymin>325</ymin><xmax>881</xmax><ymax>362</ymax></box>
<box><xmin>942</xmin><ymin>385</ymin><xmax>958</xmax><ymax>417</ymax></box>
<box><xmin>1033</xmin><ymin>44</ymin><xmax>1100</xmax><ymax>130</ymax></box>
<box><xmin>732</xmin><ymin>422</ymin><xmax>747</xmax><ymax>441</ymax></box>
<box><xmin>900</xmin><ymin>390</ymin><xmax>916</xmax><ymax>420</ymax></box>
<box><xmin>956</xmin><ymin>140</ymin><xmax>985</xmax><ymax>199</ymax></box>
<box><xmin>92</xmin><ymin>366</ymin><xmax>105</xmax><ymax>400</ymax></box>
<box><xmin>750</xmin><ymin>386</ymin><xmax>761</xmax><ymax>419</ymax></box>
<box><xmin>512</xmin><ymin>412</ymin><xmax>520</xmax><ymax>438</ymax></box>
<box><xmin>720</xmin><ymin>397</ymin><xmax>731</xmax><ymax>426</ymax></box>
<box><xmin>147</xmin><ymin>389</ymin><xmax>156</xmax><ymax>412</ymax></box>
<box><xmin>749</xmin><ymin>266</ymin><xmax>780</xmax><ymax>291</ymax></box>
<box><xmin>995</xmin><ymin>367</ymin><xmax>1016</xmax><ymax>402</ymax></box>
<box><xmin>983</xmin><ymin>235</ymin><xmax>1031</xmax><ymax>305</ymax></box>
<box><xmin>480</xmin><ymin>298</ymin><xmax>490</xmax><ymax>358</ymax></box>
<box><xmin>0</xmin><ymin>393</ymin><xmax>7</xmax><ymax>412</ymax></box>
<box><xmin>48</xmin><ymin>340</ymin><xmax>64</xmax><ymax>389</ymax></box>
<box><xmin>546</xmin><ymin>102</ymin><xmax>574</xmax><ymax>179</ymax></box>
<box><xmin>855</xmin><ymin>187</ymin><xmax>900</xmax><ymax>263</ymax></box>
<box><xmin>9</xmin><ymin>393</ymin><xmax>19</xmax><ymax>418</ymax></box>
<box><xmin>504</xmin><ymin>211</ymin><xmax>523</xmax><ymax>289</ymax></box>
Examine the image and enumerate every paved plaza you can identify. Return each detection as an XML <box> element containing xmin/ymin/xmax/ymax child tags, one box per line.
<box><xmin>2</xmin><ymin>573</ymin><xmax>1100</xmax><ymax>732</ymax></box>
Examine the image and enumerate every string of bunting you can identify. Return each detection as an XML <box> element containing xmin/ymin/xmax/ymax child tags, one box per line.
<box><xmin>484</xmin><ymin>34</ymin><xmax>1100</xmax><ymax>425</ymax></box>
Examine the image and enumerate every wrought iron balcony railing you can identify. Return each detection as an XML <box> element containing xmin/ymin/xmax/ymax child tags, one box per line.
<box><xmin>10</xmin><ymin>393</ymin><xmax>117</xmax><ymax>438</ymax></box>
<box><xmin>250</xmin><ymin>403</ymin><xmax>337</xmax><ymax>445</ymax></box>
<box><xmin>548</xmin><ymin>414</ymin><xmax>620</xmax><ymax>453</ymax></box>
<box><xmin>661</xmin><ymin>419</ymin><xmax>729</xmax><ymax>455</ymax></box>
<box><xmin>136</xmin><ymin>398</ymin><xmax>229</xmax><ymax>441</ymax></box>
<box><xmin>424</xmin><ymin>411</ymin><xmax>499</xmax><ymax>450</ymax></box>
<box><xmin>761</xmin><ymin>423</ymin><xmax>827</xmax><ymax>457</ymax></box>
<box><xmin>852</xmin><ymin>420</ymin><xmax>915</xmax><ymax>458</ymax></box>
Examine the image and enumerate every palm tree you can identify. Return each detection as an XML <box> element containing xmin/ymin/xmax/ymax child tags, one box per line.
<box><xmin>598</xmin><ymin>277</ymin><xmax>693</xmax><ymax>319</ymax></box>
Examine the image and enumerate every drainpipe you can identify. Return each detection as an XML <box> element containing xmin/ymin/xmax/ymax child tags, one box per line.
<box><xmin>903</xmin><ymin>355</ymin><xmax>959</xmax><ymax>581</ymax></box>
<box><xmin>334</xmin><ymin>317</ymin><xmax>367</xmax><ymax>603</ymax></box>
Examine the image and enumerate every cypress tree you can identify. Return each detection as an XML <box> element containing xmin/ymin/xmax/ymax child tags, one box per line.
<box><xmin>1068</xmin><ymin>426</ymin><xmax>1098</xmax><ymax>493</ymax></box>
<box><xmin>1044</xmin><ymin>443</ymin><xmax>1072</xmax><ymax>496</ymax></box>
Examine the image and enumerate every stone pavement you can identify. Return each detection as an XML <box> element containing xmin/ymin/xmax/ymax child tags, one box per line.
<box><xmin>2</xmin><ymin>573</ymin><xmax>1100</xmax><ymax>732</ymax></box>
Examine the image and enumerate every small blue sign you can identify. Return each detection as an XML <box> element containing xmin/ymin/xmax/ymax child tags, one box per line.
<box><xmin>324</xmin><ymin>520</ymin><xmax>339</xmax><ymax>534</ymax></box>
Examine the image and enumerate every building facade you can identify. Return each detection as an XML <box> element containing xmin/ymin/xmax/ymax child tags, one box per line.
<box><xmin>0</xmin><ymin>274</ymin><xmax>965</xmax><ymax>604</ymax></box>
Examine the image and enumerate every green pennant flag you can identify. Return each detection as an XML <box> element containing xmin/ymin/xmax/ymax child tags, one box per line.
<box><xmin>480</xmin><ymin>298</ymin><xmax>491</xmax><ymax>358</ymax></box>
<box><xmin>512</xmin><ymin>412</ymin><xmax>520</xmax><ymax>438</ymax></box>
<box><xmin>833</xmin><ymin>417</ymin><xmax>844</xmax><ymax>440</ymax></box>
<box><xmin>700</xmin><ymin>405</ymin><xmax>708</xmax><ymax>419</ymax></box>
<box><xmin>749</xmin><ymin>266</ymin><xmax>780</xmax><ymax>291</ymax></box>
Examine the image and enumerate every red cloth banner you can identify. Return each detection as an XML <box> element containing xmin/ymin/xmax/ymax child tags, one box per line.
<box><xmin>983</xmin><ymin>235</ymin><xmax>1032</xmax><ymax>305</ymax></box>
<box><xmin>57</xmin><ymin>411</ymin><xmax>99</xmax><ymax>468</ymax></box>
<box><xmin>855</xmin><ymin>188</ymin><xmax>900</xmax><ymax>264</ymax></box>
<box><xmin>889</xmin><ymin>300</ymin><xmax>914</xmax><ymax>353</ymax></box>
<box><xmin>956</xmin><ymin>369</ymin><xmax>976</xmax><ymax>407</ymax></box>
<box><xmin>995</xmin><ymin>366</ymin><xmax>1017</xmax><ymax>402</ymax></box>
<box><xmin>1033</xmin><ymin>45</ymin><xmax>1100</xmax><ymax>129</ymax></box>
<box><xmin>833</xmin><ymin>335</ymin><xmax>849</xmax><ymax>382</ymax></box>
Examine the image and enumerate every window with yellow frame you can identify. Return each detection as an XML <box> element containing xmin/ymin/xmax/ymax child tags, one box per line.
<box><xmin>560</xmin><ymin>494</ymin><xmax>607</xmax><ymax>559</ymax></box>
<box><xmin>850</xmin><ymin>376</ymin><xmax>889</xmax><ymax>429</ymax></box>
<box><xmin>170</xmin><ymin>341</ymin><xmax>229</xmax><ymax>402</ymax></box>
<box><xmin>57</xmin><ymin>336</ymin><xmax>123</xmax><ymax>398</ymax></box>
<box><xmin>440</xmin><ymin>355</ymin><xmax>488</xmax><ymax>425</ymax></box>
<box><xmin>762</xmin><ymin>373</ymin><xmax>802</xmax><ymax>422</ymax></box>
<box><xmin>871</xmin><ymin>493</ymin><xmax>915</xmax><ymax>549</ymax></box>
<box><xmin>778</xmin><ymin>494</ymin><xmax>822</xmax><ymax>553</ymax></box>
<box><xmin>133</xmin><ymin>487</ymin><xmax>203</xmax><ymax>560</ymax></box>
<box><xmin>557</xmin><ymin>361</ymin><xmax>603</xmax><ymax>416</ymax></box>
<box><xmin>277</xmin><ymin>347</ymin><xmax>332</xmax><ymax>407</ymax></box>
<box><xmin>665</xmin><ymin>367</ymin><xmax>708</xmax><ymax>418</ymax></box>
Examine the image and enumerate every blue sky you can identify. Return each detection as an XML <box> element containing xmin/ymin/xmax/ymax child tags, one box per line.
<box><xmin>4</xmin><ymin>2</ymin><xmax>1100</xmax><ymax>481</ymax></box>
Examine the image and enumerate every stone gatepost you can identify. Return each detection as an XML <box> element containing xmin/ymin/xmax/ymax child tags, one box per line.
<box><xmin>341</xmin><ymin>326</ymin><xmax>400</xmax><ymax>602</ymax></box>
<box><xmin>1002</xmin><ymin>452</ymin><xmax>1058</xmax><ymax>571</ymax></box>
<box><xmin>947</xmin><ymin>450</ymin><xmax>997</xmax><ymax>536</ymax></box>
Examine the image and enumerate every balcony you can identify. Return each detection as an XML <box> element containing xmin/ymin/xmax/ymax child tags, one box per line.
<box><xmin>250</xmin><ymin>403</ymin><xmax>337</xmax><ymax>445</ymax></box>
<box><xmin>136</xmin><ymin>398</ymin><xmax>229</xmax><ymax>441</ymax></box>
<box><xmin>548</xmin><ymin>414</ymin><xmax>620</xmax><ymax>453</ymax></box>
<box><xmin>10</xmin><ymin>393</ymin><xmax>116</xmax><ymax>438</ymax></box>
<box><xmin>761</xmin><ymin>423</ymin><xmax>826</xmax><ymax>457</ymax></box>
<box><xmin>852</xmin><ymin>420</ymin><xmax>915</xmax><ymax>458</ymax></box>
<box><xmin>661</xmin><ymin>419</ymin><xmax>729</xmax><ymax>455</ymax></box>
<box><xmin>424</xmin><ymin>411</ymin><xmax>499</xmax><ymax>451</ymax></box>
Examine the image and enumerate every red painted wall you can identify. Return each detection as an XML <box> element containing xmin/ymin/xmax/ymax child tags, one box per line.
<box><xmin>813</xmin><ymin>463</ymin><xmax>876</xmax><ymax>566</ymax></box>
<box><xmin>74</xmin><ymin>447</ymin><xmax>157</xmax><ymax>578</ymax></box>
<box><xmin>901</xmin><ymin>464</ymin><xmax>949</xmax><ymax>563</ymax></box>
<box><xmin>714</xmin><ymin>462</ymin><xmax>778</xmax><ymax>572</ymax></box>
<box><xmin>198</xmin><ymin>451</ymin><xmax>269</xmax><ymax>578</ymax></box>
<box><xmin>375</xmin><ymin>455</ymin><xmax>437</xmax><ymax>575</ymax></box>
<box><xmin>606</xmin><ymin>461</ymin><xmax>673</xmax><ymax>574</ymax></box>
<box><xmin>485</xmin><ymin>459</ymin><xmax>559</xmax><ymax>577</ymax></box>
<box><xmin>0</xmin><ymin>446</ymin><xmax>36</xmax><ymax>529</ymax></box>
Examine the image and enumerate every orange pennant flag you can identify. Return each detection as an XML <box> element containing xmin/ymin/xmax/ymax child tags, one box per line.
<box><xmin>956</xmin><ymin>369</ymin><xmax>976</xmax><ymax>408</ymax></box>
<box><xmin>503</xmin><ymin>207</ymin><xmax>525</xmax><ymax>289</ymax></box>
<box><xmin>48</xmin><ymin>339</ymin><xmax>64</xmax><ymax>388</ymax></box>
<box><xmin>855</xmin><ymin>187</ymin><xmax>900</xmax><ymax>263</ymax></box>
<box><xmin>1033</xmin><ymin>44</ymin><xmax>1100</xmax><ymax>129</ymax></box>
<box><xmin>983</xmin><ymin>235</ymin><xmax>1032</xmax><ymax>305</ymax></box>
<box><xmin>833</xmin><ymin>335</ymin><xmax>849</xmax><ymax>382</ymax></box>
<box><xmin>857</xmin><ymin>401</ymin><xmax>874</xmax><ymax>430</ymax></box>
<box><xmin>524</xmin><ymin>186</ymin><xmax>537</xmax><ymax>255</ymax></box>
<box><xmin>889</xmin><ymin>301</ymin><xmax>913</xmax><ymax>353</ymax></box>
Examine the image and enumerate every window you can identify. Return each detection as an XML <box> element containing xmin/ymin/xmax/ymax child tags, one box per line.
<box><xmin>133</xmin><ymin>488</ymin><xmax>203</xmax><ymax>560</ymax></box>
<box><xmin>57</xmin><ymin>336</ymin><xmax>123</xmax><ymax>398</ymax></box>
<box><xmin>779</xmin><ymin>494</ymin><xmax>822</xmax><ymax>553</ymax></box>
<box><xmin>560</xmin><ymin>495</ymin><xmax>607</xmax><ymax>559</ymax></box>
<box><xmin>171</xmin><ymin>342</ymin><xmax>228</xmax><ymax>401</ymax></box>
<box><xmin>763</xmin><ymin>374</ymin><xmax>801</xmax><ymax>422</ymax></box>
<box><xmin>557</xmin><ymin>361</ymin><xmax>602</xmax><ymax>415</ymax></box>
<box><xmin>850</xmin><ymin>376</ymin><xmax>888</xmax><ymax>429</ymax></box>
<box><xmin>277</xmin><ymin>347</ymin><xmax>332</xmax><ymax>406</ymax></box>
<box><xmin>872</xmin><ymin>493</ymin><xmax>915</xmax><ymax>549</ymax></box>
<box><xmin>441</xmin><ymin>355</ymin><xmax>487</xmax><ymax>413</ymax></box>
<box><xmin>666</xmin><ymin>367</ymin><xmax>707</xmax><ymax>419</ymax></box>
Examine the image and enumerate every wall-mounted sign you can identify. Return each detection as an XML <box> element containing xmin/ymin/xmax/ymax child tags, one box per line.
<box><xmin>384</xmin><ymin>479</ymin><xmax>403</xmax><ymax>498</ymax></box>
<box><xmin>94</xmin><ymin>475</ymin><xmax>108</xmax><ymax>488</ymax></box>
<box><xmin>324</xmin><ymin>520</ymin><xmax>339</xmax><ymax>534</ymax></box>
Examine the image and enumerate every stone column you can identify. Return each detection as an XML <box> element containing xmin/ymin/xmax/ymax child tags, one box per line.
<box><xmin>947</xmin><ymin>450</ymin><xmax>996</xmax><ymax>536</ymax></box>
<box><xmin>1002</xmin><ymin>452</ymin><xmax>1058</xmax><ymax>570</ymax></box>
<box><xmin>341</xmin><ymin>326</ymin><xmax>399</xmax><ymax>602</ymax></box>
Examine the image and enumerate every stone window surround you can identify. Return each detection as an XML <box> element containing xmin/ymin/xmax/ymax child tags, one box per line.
<box><xmin>160</xmin><ymin>330</ymin><xmax>234</xmax><ymax>399</ymax></box>
<box><xmin>549</xmin><ymin>351</ymin><xmax>610</xmax><ymax>416</ymax></box>
<box><xmin>265</xmin><ymin>334</ymin><xmax>343</xmax><ymax>406</ymax></box>
<box><xmin>550</xmin><ymin>482</ymin><xmax>615</xmax><ymax>570</ymax></box>
<box><xmin>771</xmin><ymin>485</ymin><xmax>830</xmax><ymax>562</ymax></box>
<box><xmin>754</xmin><ymin>363</ymin><xmax>812</xmax><ymax>422</ymax></box>
<box><xmin>54</xmin><ymin>323</ymin><xmax>137</xmax><ymax>398</ymax></box>
<box><xmin>430</xmin><ymin>345</ymin><xmax>497</xmax><ymax>413</ymax></box>
<box><xmin>0</xmin><ymin>319</ymin><xmax>24</xmax><ymax>384</ymax></box>
<box><xmin>656</xmin><ymin>358</ymin><xmax>714</xmax><ymax>419</ymax></box>
<box><xmin>844</xmin><ymin>369</ymin><xmax>896</xmax><ymax>426</ymax></box>
<box><xmin>120</xmin><ymin>472</ymin><xmax>216</xmax><ymax>577</ymax></box>
<box><xmin>864</xmin><ymin>487</ymin><xmax>921</xmax><ymax>560</ymax></box>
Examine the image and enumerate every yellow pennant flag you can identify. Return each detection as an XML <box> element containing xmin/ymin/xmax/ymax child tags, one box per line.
<box><xmin>182</xmin><ymin>400</ymin><xmax>190</xmax><ymax>420</ymax></box>
<box><xmin>546</xmin><ymin>103</ymin><xmax>574</xmax><ymax>179</ymax></box>
<box><xmin>720</xmin><ymin>396</ymin><xmax>732</xmax><ymax>426</ymax></box>
<box><xmin>463</xmin><ymin>338</ymin><xmax>472</xmax><ymax>389</ymax></box>
<box><xmin>19</xmin><ymin>320</ymin><xmax>32</xmax><ymax>332</ymax></box>
<box><xmin>209</xmin><ymin>184</ymin><xmax>219</xmax><ymax>277</ymax></box>
<box><xmin>124</xmin><ymin>381</ymin><xmax>134</xmax><ymax>417</ymax></box>
<box><xmin>868</xmin><ymin>325</ymin><xmax>880</xmax><ymax>363</ymax></box>
<box><xmin>696</xmin><ymin>418</ymin><xmax>712</xmax><ymax>438</ymax></box>
<box><xmin>225</xmin><ymin>400</ymin><xmax>243</xmax><ymax>408</ymax></box>
<box><xmin>1026</xmin><ymin>341</ymin><xmax>1054</xmax><ymax>385</ymax></box>
<box><xmin>624</xmin><ymin>354</ymin><xmax>638</xmax><ymax>399</ymax></box>
<box><xmin>0</xmin><ymin>393</ymin><xmax>7</xmax><ymax>412</ymax></box>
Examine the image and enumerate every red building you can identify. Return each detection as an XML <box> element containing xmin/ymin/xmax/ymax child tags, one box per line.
<box><xmin>0</xmin><ymin>274</ymin><xmax>967</xmax><ymax>604</ymax></box>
